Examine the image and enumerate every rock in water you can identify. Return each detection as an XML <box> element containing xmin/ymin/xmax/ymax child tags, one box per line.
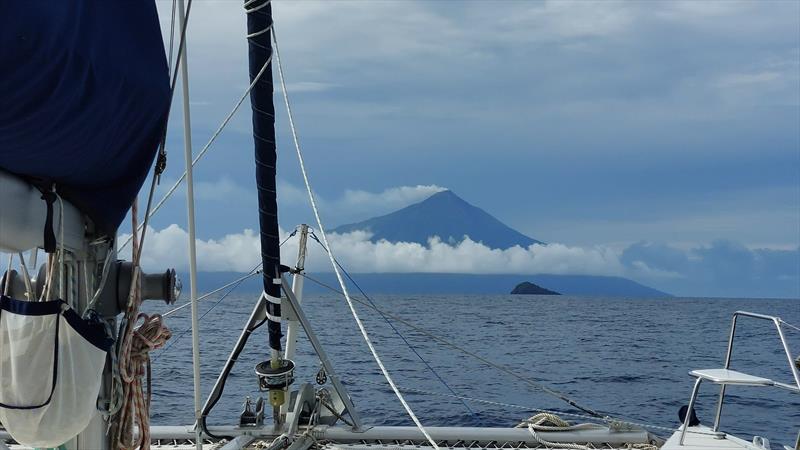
<box><xmin>511</xmin><ymin>282</ymin><xmax>560</xmax><ymax>295</ymax></box>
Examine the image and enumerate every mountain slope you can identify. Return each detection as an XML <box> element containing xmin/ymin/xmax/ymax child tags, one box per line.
<box><xmin>332</xmin><ymin>190</ymin><xmax>542</xmax><ymax>248</ymax></box>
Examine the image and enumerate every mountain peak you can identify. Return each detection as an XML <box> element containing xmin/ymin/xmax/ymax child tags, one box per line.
<box><xmin>429</xmin><ymin>189</ymin><xmax>456</xmax><ymax>198</ymax></box>
<box><xmin>418</xmin><ymin>189</ymin><xmax>470</xmax><ymax>207</ymax></box>
<box><xmin>424</xmin><ymin>189</ymin><xmax>466</xmax><ymax>203</ymax></box>
<box><xmin>332</xmin><ymin>189</ymin><xmax>542</xmax><ymax>249</ymax></box>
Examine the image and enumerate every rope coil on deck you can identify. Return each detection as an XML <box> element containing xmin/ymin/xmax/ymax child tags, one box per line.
<box><xmin>519</xmin><ymin>414</ymin><xmax>590</xmax><ymax>449</ymax></box>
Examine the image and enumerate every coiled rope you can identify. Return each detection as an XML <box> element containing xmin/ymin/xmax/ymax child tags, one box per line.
<box><xmin>520</xmin><ymin>414</ymin><xmax>590</xmax><ymax>450</ymax></box>
<box><xmin>519</xmin><ymin>413</ymin><xmax>660</xmax><ymax>449</ymax></box>
<box><xmin>113</xmin><ymin>201</ymin><xmax>172</xmax><ymax>450</ymax></box>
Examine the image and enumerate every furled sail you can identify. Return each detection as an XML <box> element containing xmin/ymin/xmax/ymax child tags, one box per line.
<box><xmin>246</xmin><ymin>0</ymin><xmax>283</xmax><ymax>352</ymax></box>
<box><xmin>0</xmin><ymin>1</ymin><xmax>170</xmax><ymax>234</ymax></box>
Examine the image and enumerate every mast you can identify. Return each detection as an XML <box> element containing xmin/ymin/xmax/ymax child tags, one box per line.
<box><xmin>246</xmin><ymin>0</ymin><xmax>289</xmax><ymax>423</ymax></box>
<box><xmin>176</xmin><ymin>0</ymin><xmax>203</xmax><ymax>448</ymax></box>
<box><xmin>247</xmin><ymin>0</ymin><xmax>281</xmax><ymax>348</ymax></box>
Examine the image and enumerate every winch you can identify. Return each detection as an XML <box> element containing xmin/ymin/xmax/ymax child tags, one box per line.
<box><xmin>255</xmin><ymin>358</ymin><xmax>295</xmax><ymax>408</ymax></box>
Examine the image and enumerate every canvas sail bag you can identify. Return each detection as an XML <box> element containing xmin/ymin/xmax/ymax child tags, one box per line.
<box><xmin>0</xmin><ymin>295</ymin><xmax>112</xmax><ymax>448</ymax></box>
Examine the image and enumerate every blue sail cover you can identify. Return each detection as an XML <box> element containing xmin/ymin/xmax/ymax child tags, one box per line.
<box><xmin>0</xmin><ymin>1</ymin><xmax>170</xmax><ymax>234</ymax></box>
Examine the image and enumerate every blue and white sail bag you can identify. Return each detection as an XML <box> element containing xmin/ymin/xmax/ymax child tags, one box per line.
<box><xmin>0</xmin><ymin>296</ymin><xmax>112</xmax><ymax>448</ymax></box>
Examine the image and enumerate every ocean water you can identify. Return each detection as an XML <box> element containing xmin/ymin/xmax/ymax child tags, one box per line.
<box><xmin>148</xmin><ymin>293</ymin><xmax>800</xmax><ymax>445</ymax></box>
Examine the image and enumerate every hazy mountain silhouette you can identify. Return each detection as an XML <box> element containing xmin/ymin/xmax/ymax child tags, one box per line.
<box><xmin>332</xmin><ymin>190</ymin><xmax>542</xmax><ymax>248</ymax></box>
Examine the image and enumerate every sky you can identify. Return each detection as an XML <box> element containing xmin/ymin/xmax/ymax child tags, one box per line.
<box><xmin>128</xmin><ymin>0</ymin><xmax>800</xmax><ymax>297</ymax></box>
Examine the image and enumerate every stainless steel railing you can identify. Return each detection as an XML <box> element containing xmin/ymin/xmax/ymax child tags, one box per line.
<box><xmin>712</xmin><ymin>311</ymin><xmax>800</xmax><ymax>432</ymax></box>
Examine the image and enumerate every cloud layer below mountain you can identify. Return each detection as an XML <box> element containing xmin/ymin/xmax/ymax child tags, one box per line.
<box><xmin>123</xmin><ymin>225</ymin><xmax>799</xmax><ymax>298</ymax></box>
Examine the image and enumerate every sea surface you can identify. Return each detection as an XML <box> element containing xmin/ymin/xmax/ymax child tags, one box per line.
<box><xmin>148</xmin><ymin>293</ymin><xmax>800</xmax><ymax>446</ymax></box>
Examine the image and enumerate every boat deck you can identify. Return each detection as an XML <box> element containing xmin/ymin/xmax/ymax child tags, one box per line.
<box><xmin>2</xmin><ymin>430</ymin><xmax>775</xmax><ymax>450</ymax></box>
<box><xmin>661</xmin><ymin>426</ymin><xmax>765</xmax><ymax>450</ymax></box>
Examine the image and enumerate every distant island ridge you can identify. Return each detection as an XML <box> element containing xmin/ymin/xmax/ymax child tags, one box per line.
<box><xmin>187</xmin><ymin>272</ymin><xmax>670</xmax><ymax>298</ymax></box>
<box><xmin>511</xmin><ymin>282</ymin><xmax>560</xmax><ymax>295</ymax></box>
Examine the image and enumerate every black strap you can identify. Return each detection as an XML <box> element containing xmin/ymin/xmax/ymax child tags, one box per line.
<box><xmin>40</xmin><ymin>189</ymin><xmax>57</xmax><ymax>254</ymax></box>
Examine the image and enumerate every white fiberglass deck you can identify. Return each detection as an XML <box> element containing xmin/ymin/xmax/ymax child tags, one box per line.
<box><xmin>662</xmin><ymin>426</ymin><xmax>768</xmax><ymax>450</ymax></box>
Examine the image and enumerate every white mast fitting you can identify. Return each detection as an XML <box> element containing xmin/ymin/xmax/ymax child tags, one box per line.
<box><xmin>176</xmin><ymin>0</ymin><xmax>203</xmax><ymax>448</ymax></box>
<box><xmin>283</xmin><ymin>224</ymin><xmax>308</xmax><ymax>362</ymax></box>
<box><xmin>281</xmin><ymin>224</ymin><xmax>308</xmax><ymax>418</ymax></box>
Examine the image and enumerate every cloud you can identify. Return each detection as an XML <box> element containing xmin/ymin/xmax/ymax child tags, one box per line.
<box><xmin>145</xmin><ymin>1</ymin><xmax>798</xmax><ymax>261</ymax></box>
<box><xmin>120</xmin><ymin>224</ymin><xmax>263</xmax><ymax>273</ymax></box>
<box><xmin>621</xmin><ymin>242</ymin><xmax>690</xmax><ymax>276</ymax></box>
<box><xmin>125</xmin><ymin>224</ymin><xmax>622</xmax><ymax>277</ymax></box>
<box><xmin>277</xmin><ymin>182</ymin><xmax>447</xmax><ymax>226</ymax></box>
<box><xmin>335</xmin><ymin>185</ymin><xmax>446</xmax><ymax>221</ymax></box>
<box><xmin>123</xmin><ymin>225</ymin><xmax>799</xmax><ymax>298</ymax></box>
<box><xmin>308</xmin><ymin>231</ymin><xmax>622</xmax><ymax>276</ymax></box>
<box><xmin>621</xmin><ymin>240</ymin><xmax>800</xmax><ymax>298</ymax></box>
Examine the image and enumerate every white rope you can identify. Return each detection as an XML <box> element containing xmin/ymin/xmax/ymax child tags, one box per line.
<box><xmin>271</xmin><ymin>26</ymin><xmax>438</xmax><ymax>450</ymax></box>
<box><xmin>56</xmin><ymin>194</ymin><xmax>65</xmax><ymax>300</ymax></box>
<box><xmin>526</xmin><ymin>425</ymin><xmax>589</xmax><ymax>450</ymax></box>
<box><xmin>244</xmin><ymin>0</ymin><xmax>271</xmax><ymax>14</ymax></box>
<box><xmin>524</xmin><ymin>414</ymin><xmax>590</xmax><ymax>450</ymax></box>
<box><xmin>38</xmin><ymin>254</ymin><xmax>54</xmax><ymax>301</ymax></box>
<box><xmin>3</xmin><ymin>254</ymin><xmax>12</xmax><ymax>296</ymax></box>
<box><xmin>782</xmin><ymin>319</ymin><xmax>800</xmax><ymax>333</ymax></box>
<box><xmin>16</xmin><ymin>252</ymin><xmax>33</xmax><ymax>301</ymax></box>
<box><xmin>83</xmin><ymin>244</ymin><xmax>115</xmax><ymax>316</ymax></box>
<box><xmin>28</xmin><ymin>248</ymin><xmax>37</xmax><ymax>274</ymax></box>
<box><xmin>119</xmin><ymin>52</ymin><xmax>274</xmax><ymax>253</ymax></box>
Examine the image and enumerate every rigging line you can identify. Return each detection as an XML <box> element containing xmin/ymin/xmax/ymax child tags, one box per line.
<box><xmin>153</xmin><ymin>263</ymin><xmax>259</xmax><ymax>364</ymax></box>
<box><xmin>298</xmin><ymin>271</ymin><xmax>607</xmax><ymax>420</ymax></box>
<box><xmin>272</xmin><ymin>26</ymin><xmax>439</xmax><ymax>449</ymax></box>
<box><xmin>782</xmin><ymin>319</ymin><xmax>800</xmax><ymax>333</ymax></box>
<box><xmin>155</xmin><ymin>231</ymin><xmax>295</xmax><ymax>356</ymax></box>
<box><xmin>160</xmin><ymin>228</ymin><xmax>294</xmax><ymax>318</ymax></box>
<box><xmin>121</xmin><ymin>0</ymin><xmax>194</xmax><ymax>272</ymax></box>
<box><xmin>167</xmin><ymin>0</ymin><xmax>178</xmax><ymax>73</ymax></box>
<box><xmin>163</xmin><ymin>269</ymin><xmax>262</xmax><ymax>318</ymax></box>
<box><xmin>308</xmin><ymin>232</ymin><xmax>477</xmax><ymax>417</ymax></box>
<box><xmin>119</xmin><ymin>52</ymin><xmax>275</xmax><ymax>252</ymax></box>
<box><xmin>155</xmin><ymin>0</ymin><xmax>194</xmax><ymax>162</ymax></box>
<box><xmin>131</xmin><ymin>0</ymin><xmax>194</xmax><ymax>267</ymax></box>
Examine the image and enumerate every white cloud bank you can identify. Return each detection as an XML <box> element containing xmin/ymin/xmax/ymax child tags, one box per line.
<box><xmin>123</xmin><ymin>224</ymin><xmax>623</xmax><ymax>277</ymax></box>
<box><xmin>119</xmin><ymin>225</ymin><xmax>800</xmax><ymax>297</ymax></box>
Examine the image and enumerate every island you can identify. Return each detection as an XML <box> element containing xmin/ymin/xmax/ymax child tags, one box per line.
<box><xmin>511</xmin><ymin>282</ymin><xmax>560</xmax><ymax>295</ymax></box>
